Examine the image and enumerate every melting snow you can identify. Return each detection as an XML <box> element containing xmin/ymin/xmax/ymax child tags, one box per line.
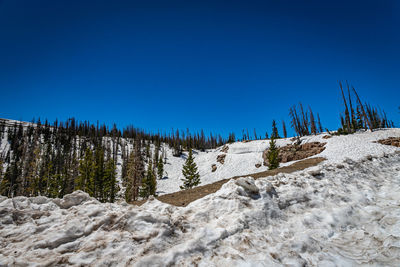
<box><xmin>1</xmin><ymin>129</ymin><xmax>400</xmax><ymax>266</ymax></box>
<box><xmin>0</xmin><ymin>145</ymin><xmax>399</xmax><ymax>265</ymax></box>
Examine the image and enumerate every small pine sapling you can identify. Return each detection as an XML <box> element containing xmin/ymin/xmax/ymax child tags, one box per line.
<box><xmin>267</xmin><ymin>138</ymin><xmax>279</xmax><ymax>170</ymax></box>
<box><xmin>180</xmin><ymin>149</ymin><xmax>200</xmax><ymax>190</ymax></box>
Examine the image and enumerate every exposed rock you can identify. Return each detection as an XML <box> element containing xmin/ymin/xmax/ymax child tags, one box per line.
<box><xmin>217</xmin><ymin>154</ymin><xmax>226</xmax><ymax>164</ymax></box>
<box><xmin>255</xmin><ymin>163</ymin><xmax>262</xmax><ymax>168</ymax></box>
<box><xmin>322</xmin><ymin>135</ymin><xmax>332</xmax><ymax>139</ymax></box>
<box><xmin>365</xmin><ymin>155</ymin><xmax>373</xmax><ymax>161</ymax></box>
<box><xmin>263</xmin><ymin>142</ymin><xmax>326</xmax><ymax>166</ymax></box>
<box><xmin>221</xmin><ymin>145</ymin><xmax>229</xmax><ymax>153</ymax></box>
<box><xmin>308</xmin><ymin>169</ymin><xmax>324</xmax><ymax>178</ymax></box>
<box><xmin>211</xmin><ymin>164</ymin><xmax>217</xmax><ymax>172</ymax></box>
<box><xmin>265</xmin><ymin>183</ymin><xmax>278</xmax><ymax>198</ymax></box>
<box><xmin>377</xmin><ymin>137</ymin><xmax>400</xmax><ymax>148</ymax></box>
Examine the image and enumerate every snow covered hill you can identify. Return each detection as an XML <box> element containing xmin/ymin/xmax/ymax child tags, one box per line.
<box><xmin>2</xmin><ymin>118</ymin><xmax>400</xmax><ymax>199</ymax></box>
<box><xmin>159</xmin><ymin>129</ymin><xmax>400</xmax><ymax>195</ymax></box>
<box><xmin>1</xmin><ymin>129</ymin><xmax>400</xmax><ymax>266</ymax></box>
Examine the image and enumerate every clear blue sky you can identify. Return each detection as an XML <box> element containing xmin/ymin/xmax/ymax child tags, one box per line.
<box><xmin>0</xmin><ymin>0</ymin><xmax>399</xmax><ymax>137</ymax></box>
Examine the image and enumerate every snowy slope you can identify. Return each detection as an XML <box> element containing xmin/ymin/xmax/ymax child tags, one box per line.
<box><xmin>1</xmin><ymin>144</ymin><xmax>400</xmax><ymax>266</ymax></box>
<box><xmin>159</xmin><ymin>129</ymin><xmax>400</xmax><ymax>194</ymax></box>
<box><xmin>2</xmin><ymin>118</ymin><xmax>400</xmax><ymax>197</ymax></box>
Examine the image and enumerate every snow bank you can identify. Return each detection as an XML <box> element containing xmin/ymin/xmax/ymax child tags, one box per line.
<box><xmin>2</xmin><ymin>151</ymin><xmax>400</xmax><ymax>266</ymax></box>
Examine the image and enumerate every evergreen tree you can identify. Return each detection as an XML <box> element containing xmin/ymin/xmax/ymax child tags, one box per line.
<box><xmin>93</xmin><ymin>147</ymin><xmax>105</xmax><ymax>199</ymax></box>
<box><xmin>139</xmin><ymin>159</ymin><xmax>157</xmax><ymax>198</ymax></box>
<box><xmin>180</xmin><ymin>149</ymin><xmax>200</xmax><ymax>190</ymax></box>
<box><xmin>125</xmin><ymin>151</ymin><xmax>136</xmax><ymax>202</ymax></box>
<box><xmin>309</xmin><ymin>107</ymin><xmax>317</xmax><ymax>135</ymax></box>
<box><xmin>76</xmin><ymin>147</ymin><xmax>95</xmax><ymax>196</ymax></box>
<box><xmin>271</xmin><ymin>120</ymin><xmax>280</xmax><ymax>139</ymax></box>
<box><xmin>282</xmin><ymin>120</ymin><xmax>287</xmax><ymax>138</ymax></box>
<box><xmin>267</xmin><ymin>138</ymin><xmax>279</xmax><ymax>170</ymax></box>
<box><xmin>125</xmin><ymin>139</ymin><xmax>145</xmax><ymax>202</ymax></box>
<box><xmin>0</xmin><ymin>165</ymin><xmax>12</xmax><ymax>197</ymax></box>
<box><xmin>157</xmin><ymin>154</ymin><xmax>164</xmax><ymax>179</ymax></box>
<box><xmin>228</xmin><ymin>132</ymin><xmax>236</xmax><ymax>143</ymax></box>
<box><xmin>145</xmin><ymin>141</ymin><xmax>151</xmax><ymax>161</ymax></box>
<box><xmin>0</xmin><ymin>158</ymin><xmax>3</xmax><ymax>182</ymax></box>
<box><xmin>317</xmin><ymin>113</ymin><xmax>323</xmax><ymax>133</ymax></box>
<box><xmin>103</xmin><ymin>158</ymin><xmax>118</xmax><ymax>202</ymax></box>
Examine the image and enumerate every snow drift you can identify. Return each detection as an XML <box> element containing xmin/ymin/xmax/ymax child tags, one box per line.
<box><xmin>1</xmin><ymin>150</ymin><xmax>400</xmax><ymax>266</ymax></box>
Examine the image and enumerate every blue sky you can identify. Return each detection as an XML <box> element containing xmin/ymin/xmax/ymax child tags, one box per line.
<box><xmin>0</xmin><ymin>0</ymin><xmax>399</xmax><ymax>137</ymax></box>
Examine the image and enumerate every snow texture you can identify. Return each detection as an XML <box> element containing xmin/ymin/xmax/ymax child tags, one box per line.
<box><xmin>1</xmin><ymin>130</ymin><xmax>400</xmax><ymax>266</ymax></box>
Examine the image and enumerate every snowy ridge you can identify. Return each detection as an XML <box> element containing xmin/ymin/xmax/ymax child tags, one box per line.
<box><xmin>1</xmin><ymin>150</ymin><xmax>400</xmax><ymax>266</ymax></box>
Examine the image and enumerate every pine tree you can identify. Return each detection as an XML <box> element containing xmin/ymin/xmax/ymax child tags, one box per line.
<box><xmin>180</xmin><ymin>149</ymin><xmax>200</xmax><ymax>190</ymax></box>
<box><xmin>76</xmin><ymin>147</ymin><xmax>95</xmax><ymax>196</ymax></box>
<box><xmin>139</xmin><ymin>159</ymin><xmax>157</xmax><ymax>198</ymax></box>
<box><xmin>267</xmin><ymin>138</ymin><xmax>279</xmax><ymax>170</ymax></box>
<box><xmin>282</xmin><ymin>120</ymin><xmax>287</xmax><ymax>138</ymax></box>
<box><xmin>0</xmin><ymin>158</ymin><xmax>3</xmax><ymax>182</ymax></box>
<box><xmin>271</xmin><ymin>120</ymin><xmax>280</xmax><ymax>139</ymax></box>
<box><xmin>103</xmin><ymin>158</ymin><xmax>118</xmax><ymax>202</ymax></box>
<box><xmin>228</xmin><ymin>132</ymin><xmax>235</xmax><ymax>143</ymax></box>
<box><xmin>309</xmin><ymin>107</ymin><xmax>317</xmax><ymax>135</ymax></box>
<box><xmin>0</xmin><ymin>165</ymin><xmax>11</xmax><ymax>197</ymax></box>
<box><xmin>125</xmin><ymin>139</ymin><xmax>145</xmax><ymax>202</ymax></box>
<box><xmin>157</xmin><ymin>154</ymin><xmax>164</xmax><ymax>179</ymax></box>
<box><xmin>94</xmin><ymin>147</ymin><xmax>105</xmax><ymax>199</ymax></box>
<box><xmin>317</xmin><ymin>113</ymin><xmax>323</xmax><ymax>133</ymax></box>
<box><xmin>125</xmin><ymin>151</ymin><xmax>136</xmax><ymax>202</ymax></box>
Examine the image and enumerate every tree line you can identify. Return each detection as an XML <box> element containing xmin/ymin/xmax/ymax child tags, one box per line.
<box><xmin>0</xmin><ymin>118</ymin><xmax>225</xmax><ymax>202</ymax></box>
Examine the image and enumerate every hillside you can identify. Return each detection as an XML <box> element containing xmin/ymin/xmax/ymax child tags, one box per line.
<box><xmin>1</xmin><ymin>121</ymin><xmax>400</xmax><ymax>265</ymax></box>
<box><xmin>2</xmin><ymin>118</ymin><xmax>400</xmax><ymax>201</ymax></box>
<box><xmin>1</xmin><ymin>128</ymin><xmax>400</xmax><ymax>266</ymax></box>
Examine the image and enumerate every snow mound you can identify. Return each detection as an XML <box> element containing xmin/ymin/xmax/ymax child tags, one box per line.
<box><xmin>2</xmin><ymin>152</ymin><xmax>400</xmax><ymax>266</ymax></box>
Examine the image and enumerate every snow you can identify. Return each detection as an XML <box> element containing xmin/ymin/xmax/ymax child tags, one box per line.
<box><xmin>2</xmin><ymin>118</ymin><xmax>400</xmax><ymax>196</ymax></box>
<box><xmin>1</xmin><ymin>129</ymin><xmax>400</xmax><ymax>266</ymax></box>
<box><xmin>159</xmin><ymin>128</ymin><xmax>400</xmax><ymax>195</ymax></box>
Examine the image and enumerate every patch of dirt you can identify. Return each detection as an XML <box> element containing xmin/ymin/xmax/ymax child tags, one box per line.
<box><xmin>132</xmin><ymin>157</ymin><xmax>325</xmax><ymax>207</ymax></box>
<box><xmin>263</xmin><ymin>142</ymin><xmax>326</xmax><ymax>166</ymax></box>
<box><xmin>377</xmin><ymin>137</ymin><xmax>400</xmax><ymax>148</ymax></box>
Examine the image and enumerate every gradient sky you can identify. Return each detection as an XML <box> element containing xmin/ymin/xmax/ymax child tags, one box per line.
<box><xmin>0</xmin><ymin>0</ymin><xmax>399</xmax><ymax>137</ymax></box>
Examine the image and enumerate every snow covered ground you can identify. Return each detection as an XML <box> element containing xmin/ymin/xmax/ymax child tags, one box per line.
<box><xmin>1</xmin><ymin>129</ymin><xmax>400</xmax><ymax>266</ymax></box>
<box><xmin>2</xmin><ymin>118</ymin><xmax>400</xmax><ymax>197</ymax></box>
<box><xmin>159</xmin><ymin>128</ymin><xmax>400</xmax><ymax>194</ymax></box>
